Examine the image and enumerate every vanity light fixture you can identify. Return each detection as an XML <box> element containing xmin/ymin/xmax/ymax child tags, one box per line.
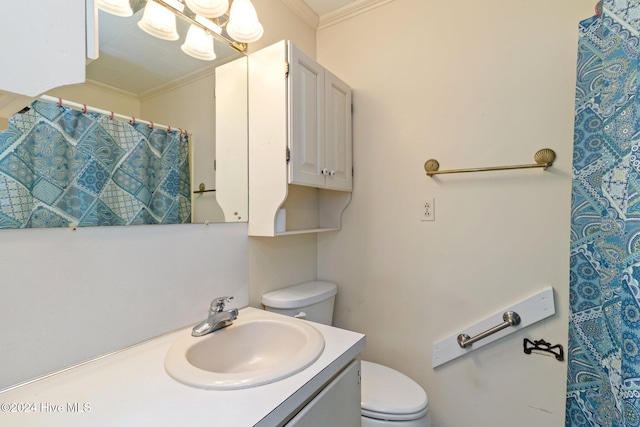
<box><xmin>97</xmin><ymin>0</ymin><xmax>262</xmax><ymax>56</ymax></box>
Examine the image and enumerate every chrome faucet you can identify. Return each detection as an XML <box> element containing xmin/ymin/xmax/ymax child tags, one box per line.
<box><xmin>191</xmin><ymin>296</ymin><xmax>239</xmax><ymax>337</ymax></box>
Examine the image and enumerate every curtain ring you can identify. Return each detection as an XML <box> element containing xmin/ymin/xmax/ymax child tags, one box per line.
<box><xmin>57</xmin><ymin>98</ymin><xmax>62</xmax><ymax>107</ymax></box>
<box><xmin>130</xmin><ymin>117</ymin><xmax>136</xmax><ymax>125</ymax></box>
<box><xmin>150</xmin><ymin>121</ymin><xmax>154</xmax><ymax>130</ymax></box>
<box><xmin>82</xmin><ymin>104</ymin><xmax>87</xmax><ymax>114</ymax></box>
<box><xmin>109</xmin><ymin>111</ymin><xmax>114</xmax><ymax>120</ymax></box>
<box><xmin>168</xmin><ymin>126</ymin><xmax>172</xmax><ymax>133</ymax></box>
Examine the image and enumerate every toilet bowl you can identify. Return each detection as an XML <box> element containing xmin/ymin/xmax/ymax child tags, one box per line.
<box><xmin>262</xmin><ymin>281</ymin><xmax>431</xmax><ymax>427</ymax></box>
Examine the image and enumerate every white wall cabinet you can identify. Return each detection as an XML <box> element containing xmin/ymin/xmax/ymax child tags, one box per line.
<box><xmin>289</xmin><ymin>44</ymin><xmax>352</xmax><ymax>191</ymax></box>
<box><xmin>249</xmin><ymin>40</ymin><xmax>352</xmax><ymax>236</ymax></box>
<box><xmin>0</xmin><ymin>0</ymin><xmax>97</xmax><ymax>119</ymax></box>
<box><xmin>285</xmin><ymin>359</ymin><xmax>361</xmax><ymax>427</ymax></box>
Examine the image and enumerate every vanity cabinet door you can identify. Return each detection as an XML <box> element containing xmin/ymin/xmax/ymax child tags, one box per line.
<box><xmin>285</xmin><ymin>359</ymin><xmax>361</xmax><ymax>427</ymax></box>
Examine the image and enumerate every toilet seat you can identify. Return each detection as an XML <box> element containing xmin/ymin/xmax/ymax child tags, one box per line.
<box><xmin>361</xmin><ymin>361</ymin><xmax>429</xmax><ymax>421</ymax></box>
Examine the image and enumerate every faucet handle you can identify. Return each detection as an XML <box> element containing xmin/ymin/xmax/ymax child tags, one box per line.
<box><xmin>210</xmin><ymin>296</ymin><xmax>234</xmax><ymax>312</ymax></box>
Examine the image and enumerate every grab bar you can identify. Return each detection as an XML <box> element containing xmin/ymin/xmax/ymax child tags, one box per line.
<box><xmin>457</xmin><ymin>311</ymin><xmax>521</xmax><ymax>348</ymax></box>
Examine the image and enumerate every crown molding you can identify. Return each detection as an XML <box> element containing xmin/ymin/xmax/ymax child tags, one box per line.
<box><xmin>84</xmin><ymin>79</ymin><xmax>140</xmax><ymax>100</ymax></box>
<box><xmin>318</xmin><ymin>0</ymin><xmax>395</xmax><ymax>30</ymax></box>
<box><xmin>281</xmin><ymin>0</ymin><xmax>320</xmax><ymax>30</ymax></box>
<box><xmin>139</xmin><ymin>66</ymin><xmax>218</xmax><ymax>101</ymax></box>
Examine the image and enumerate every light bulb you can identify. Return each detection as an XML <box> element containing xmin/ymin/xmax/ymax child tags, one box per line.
<box><xmin>226</xmin><ymin>0</ymin><xmax>263</xmax><ymax>43</ymax></box>
<box><xmin>137</xmin><ymin>0</ymin><xmax>180</xmax><ymax>41</ymax></box>
<box><xmin>181</xmin><ymin>23</ymin><xmax>217</xmax><ymax>61</ymax></box>
<box><xmin>185</xmin><ymin>0</ymin><xmax>229</xmax><ymax>18</ymax></box>
<box><xmin>97</xmin><ymin>0</ymin><xmax>133</xmax><ymax>17</ymax></box>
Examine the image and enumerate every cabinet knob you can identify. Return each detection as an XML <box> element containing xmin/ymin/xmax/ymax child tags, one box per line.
<box><xmin>322</xmin><ymin>168</ymin><xmax>329</xmax><ymax>175</ymax></box>
<box><xmin>329</xmin><ymin>170</ymin><xmax>336</xmax><ymax>176</ymax></box>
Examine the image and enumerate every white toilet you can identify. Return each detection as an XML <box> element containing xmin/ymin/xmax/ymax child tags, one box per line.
<box><xmin>262</xmin><ymin>281</ymin><xmax>431</xmax><ymax>427</ymax></box>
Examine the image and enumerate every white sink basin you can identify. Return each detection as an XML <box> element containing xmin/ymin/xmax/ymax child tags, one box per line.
<box><xmin>164</xmin><ymin>310</ymin><xmax>325</xmax><ymax>390</ymax></box>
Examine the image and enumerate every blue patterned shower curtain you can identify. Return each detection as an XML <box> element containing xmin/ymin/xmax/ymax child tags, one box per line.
<box><xmin>567</xmin><ymin>2</ymin><xmax>640</xmax><ymax>426</ymax></box>
<box><xmin>0</xmin><ymin>100</ymin><xmax>190</xmax><ymax>228</ymax></box>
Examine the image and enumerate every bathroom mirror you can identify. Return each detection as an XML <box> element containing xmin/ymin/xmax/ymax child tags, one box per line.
<box><xmin>90</xmin><ymin>4</ymin><xmax>248</xmax><ymax>225</ymax></box>
<box><xmin>0</xmin><ymin>2</ymin><xmax>248</xmax><ymax>228</ymax></box>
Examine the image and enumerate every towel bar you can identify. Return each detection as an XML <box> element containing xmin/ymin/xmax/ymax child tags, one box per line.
<box><xmin>424</xmin><ymin>149</ymin><xmax>556</xmax><ymax>176</ymax></box>
<box><xmin>193</xmin><ymin>183</ymin><xmax>216</xmax><ymax>194</ymax></box>
<box><xmin>457</xmin><ymin>311</ymin><xmax>521</xmax><ymax>348</ymax></box>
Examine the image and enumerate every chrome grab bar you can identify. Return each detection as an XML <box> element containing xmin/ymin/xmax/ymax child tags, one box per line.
<box><xmin>457</xmin><ymin>311</ymin><xmax>521</xmax><ymax>349</ymax></box>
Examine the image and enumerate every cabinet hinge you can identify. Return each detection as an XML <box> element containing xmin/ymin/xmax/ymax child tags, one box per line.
<box><xmin>285</xmin><ymin>61</ymin><xmax>289</xmax><ymax>78</ymax></box>
<box><xmin>286</xmin><ymin>147</ymin><xmax>290</xmax><ymax>163</ymax></box>
<box><xmin>214</xmin><ymin>159</ymin><xmax>217</xmax><ymax>171</ymax></box>
<box><xmin>357</xmin><ymin>369</ymin><xmax>361</xmax><ymax>386</ymax></box>
<box><xmin>351</xmin><ymin>103</ymin><xmax>354</xmax><ymax>114</ymax></box>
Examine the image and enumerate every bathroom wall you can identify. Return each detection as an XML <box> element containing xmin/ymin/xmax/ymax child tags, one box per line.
<box><xmin>316</xmin><ymin>0</ymin><xmax>594</xmax><ymax>426</ymax></box>
<box><xmin>0</xmin><ymin>223</ymin><xmax>249</xmax><ymax>390</ymax></box>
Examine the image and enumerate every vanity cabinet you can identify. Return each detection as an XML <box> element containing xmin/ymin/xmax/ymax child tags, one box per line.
<box><xmin>0</xmin><ymin>0</ymin><xmax>97</xmax><ymax>119</ymax></box>
<box><xmin>285</xmin><ymin>359</ymin><xmax>361</xmax><ymax>426</ymax></box>
<box><xmin>248</xmin><ymin>40</ymin><xmax>352</xmax><ymax>236</ymax></box>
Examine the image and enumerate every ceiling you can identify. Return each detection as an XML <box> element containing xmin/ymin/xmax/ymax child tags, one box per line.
<box><xmin>304</xmin><ymin>0</ymin><xmax>357</xmax><ymax>16</ymax></box>
<box><xmin>86</xmin><ymin>0</ymin><xmax>358</xmax><ymax>97</ymax></box>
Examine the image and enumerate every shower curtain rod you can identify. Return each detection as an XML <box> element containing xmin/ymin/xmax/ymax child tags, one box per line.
<box><xmin>38</xmin><ymin>95</ymin><xmax>187</xmax><ymax>135</ymax></box>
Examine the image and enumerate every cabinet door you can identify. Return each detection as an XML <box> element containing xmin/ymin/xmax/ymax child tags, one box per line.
<box><xmin>289</xmin><ymin>43</ymin><xmax>326</xmax><ymax>188</ymax></box>
<box><xmin>0</xmin><ymin>0</ymin><xmax>89</xmax><ymax>97</ymax></box>
<box><xmin>215</xmin><ymin>57</ymin><xmax>248</xmax><ymax>222</ymax></box>
<box><xmin>324</xmin><ymin>71</ymin><xmax>352</xmax><ymax>191</ymax></box>
<box><xmin>285</xmin><ymin>359</ymin><xmax>361</xmax><ymax>426</ymax></box>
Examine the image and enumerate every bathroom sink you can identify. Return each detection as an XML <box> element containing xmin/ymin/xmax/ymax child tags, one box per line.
<box><xmin>164</xmin><ymin>310</ymin><xmax>325</xmax><ymax>390</ymax></box>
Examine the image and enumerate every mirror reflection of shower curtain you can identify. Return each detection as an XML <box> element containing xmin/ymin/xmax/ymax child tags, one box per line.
<box><xmin>566</xmin><ymin>2</ymin><xmax>640</xmax><ymax>425</ymax></box>
<box><xmin>0</xmin><ymin>100</ymin><xmax>190</xmax><ymax>228</ymax></box>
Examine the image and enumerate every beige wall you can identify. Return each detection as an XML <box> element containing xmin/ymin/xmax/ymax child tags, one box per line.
<box><xmin>316</xmin><ymin>0</ymin><xmax>594</xmax><ymax>425</ymax></box>
<box><xmin>47</xmin><ymin>82</ymin><xmax>141</xmax><ymax>117</ymax></box>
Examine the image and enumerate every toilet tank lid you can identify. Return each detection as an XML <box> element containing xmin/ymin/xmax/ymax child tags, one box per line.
<box><xmin>261</xmin><ymin>281</ymin><xmax>337</xmax><ymax>309</ymax></box>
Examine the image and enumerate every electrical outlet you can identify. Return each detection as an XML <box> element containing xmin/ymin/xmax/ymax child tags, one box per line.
<box><xmin>421</xmin><ymin>198</ymin><xmax>435</xmax><ymax>221</ymax></box>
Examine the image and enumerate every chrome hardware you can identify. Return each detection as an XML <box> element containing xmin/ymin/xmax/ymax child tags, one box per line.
<box><xmin>293</xmin><ymin>311</ymin><xmax>307</xmax><ymax>319</ymax></box>
<box><xmin>457</xmin><ymin>311</ymin><xmax>521</xmax><ymax>349</ymax></box>
<box><xmin>192</xmin><ymin>296</ymin><xmax>239</xmax><ymax>337</ymax></box>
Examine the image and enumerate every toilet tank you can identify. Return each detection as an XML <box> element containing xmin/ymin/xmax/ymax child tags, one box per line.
<box><xmin>261</xmin><ymin>281</ymin><xmax>337</xmax><ymax>325</ymax></box>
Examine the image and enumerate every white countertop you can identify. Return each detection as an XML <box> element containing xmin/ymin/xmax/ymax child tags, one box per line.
<box><xmin>0</xmin><ymin>308</ymin><xmax>366</xmax><ymax>427</ymax></box>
